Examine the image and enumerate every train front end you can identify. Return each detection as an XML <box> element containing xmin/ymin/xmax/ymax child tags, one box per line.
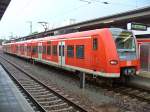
<box><xmin>110</xmin><ymin>28</ymin><xmax>140</xmax><ymax>77</ymax></box>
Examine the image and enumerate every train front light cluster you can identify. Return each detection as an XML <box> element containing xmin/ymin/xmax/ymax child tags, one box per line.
<box><xmin>110</xmin><ymin>60</ymin><xmax>118</xmax><ymax>65</ymax></box>
<box><xmin>123</xmin><ymin>68</ymin><xmax>136</xmax><ymax>75</ymax></box>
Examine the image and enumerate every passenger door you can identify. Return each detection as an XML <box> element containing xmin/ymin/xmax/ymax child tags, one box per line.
<box><xmin>24</xmin><ymin>44</ymin><xmax>27</xmax><ymax>56</ymax></box>
<box><xmin>38</xmin><ymin>43</ymin><xmax>42</xmax><ymax>60</ymax></box>
<box><xmin>91</xmin><ymin>36</ymin><xmax>99</xmax><ymax>71</ymax></box>
<box><xmin>58</xmin><ymin>41</ymin><xmax>65</xmax><ymax>66</ymax></box>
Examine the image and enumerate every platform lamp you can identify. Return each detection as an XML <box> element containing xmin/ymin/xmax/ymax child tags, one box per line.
<box><xmin>27</xmin><ymin>21</ymin><xmax>32</xmax><ymax>34</ymax></box>
<box><xmin>37</xmin><ymin>22</ymin><xmax>49</xmax><ymax>32</ymax></box>
<box><xmin>79</xmin><ymin>0</ymin><xmax>110</xmax><ymax>4</ymax></box>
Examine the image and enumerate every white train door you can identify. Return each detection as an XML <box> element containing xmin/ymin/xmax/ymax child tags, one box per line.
<box><xmin>38</xmin><ymin>43</ymin><xmax>42</xmax><ymax>60</ymax></box>
<box><xmin>58</xmin><ymin>41</ymin><xmax>65</xmax><ymax>66</ymax></box>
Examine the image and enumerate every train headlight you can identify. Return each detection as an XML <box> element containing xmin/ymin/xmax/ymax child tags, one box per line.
<box><xmin>110</xmin><ymin>60</ymin><xmax>118</xmax><ymax>65</ymax></box>
<box><xmin>123</xmin><ymin>68</ymin><xmax>136</xmax><ymax>75</ymax></box>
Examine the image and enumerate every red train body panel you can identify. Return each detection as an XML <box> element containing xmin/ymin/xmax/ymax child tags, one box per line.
<box><xmin>3</xmin><ymin>28</ymin><xmax>140</xmax><ymax>78</ymax></box>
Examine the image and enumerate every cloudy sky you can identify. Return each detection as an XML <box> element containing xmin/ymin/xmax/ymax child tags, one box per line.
<box><xmin>0</xmin><ymin>0</ymin><xmax>150</xmax><ymax>39</ymax></box>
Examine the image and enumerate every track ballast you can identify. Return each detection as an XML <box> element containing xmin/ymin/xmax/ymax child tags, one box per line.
<box><xmin>0</xmin><ymin>55</ymin><xmax>88</xmax><ymax>112</ymax></box>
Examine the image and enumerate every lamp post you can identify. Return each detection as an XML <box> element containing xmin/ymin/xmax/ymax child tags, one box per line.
<box><xmin>38</xmin><ymin>21</ymin><xmax>49</xmax><ymax>32</ymax></box>
<box><xmin>79</xmin><ymin>0</ymin><xmax>110</xmax><ymax>4</ymax></box>
<box><xmin>27</xmin><ymin>21</ymin><xmax>32</xmax><ymax>34</ymax></box>
<box><xmin>79</xmin><ymin>0</ymin><xmax>91</xmax><ymax>4</ymax></box>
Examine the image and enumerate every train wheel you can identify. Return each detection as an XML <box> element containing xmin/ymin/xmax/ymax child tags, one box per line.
<box><xmin>105</xmin><ymin>79</ymin><xmax>115</xmax><ymax>87</ymax></box>
<box><xmin>118</xmin><ymin>75</ymin><xmax>130</xmax><ymax>85</ymax></box>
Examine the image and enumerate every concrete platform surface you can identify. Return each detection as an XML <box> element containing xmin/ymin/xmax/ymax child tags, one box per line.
<box><xmin>0</xmin><ymin>65</ymin><xmax>35</xmax><ymax>112</ymax></box>
<box><xmin>138</xmin><ymin>71</ymin><xmax>150</xmax><ymax>78</ymax></box>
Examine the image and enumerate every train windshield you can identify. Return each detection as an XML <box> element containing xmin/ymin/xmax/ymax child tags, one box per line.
<box><xmin>110</xmin><ymin>28</ymin><xmax>136</xmax><ymax>52</ymax></box>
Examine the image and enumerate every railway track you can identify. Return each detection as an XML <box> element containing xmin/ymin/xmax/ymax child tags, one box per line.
<box><xmin>113</xmin><ymin>85</ymin><xmax>150</xmax><ymax>103</ymax></box>
<box><xmin>1</xmin><ymin>54</ymin><xmax>150</xmax><ymax>112</ymax></box>
<box><xmin>102</xmin><ymin>84</ymin><xmax>150</xmax><ymax>111</ymax></box>
<box><xmin>0</xmin><ymin>55</ymin><xmax>88</xmax><ymax>112</ymax></box>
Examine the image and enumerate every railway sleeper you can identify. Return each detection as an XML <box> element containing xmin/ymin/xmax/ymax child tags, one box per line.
<box><xmin>114</xmin><ymin>87</ymin><xmax>132</xmax><ymax>92</ymax></box>
<box><xmin>23</xmin><ymin>85</ymin><xmax>43</xmax><ymax>88</ymax></box>
<box><xmin>20</xmin><ymin>82</ymin><xmax>39</xmax><ymax>86</ymax></box>
<box><xmin>127</xmin><ymin>90</ymin><xmax>140</xmax><ymax>94</ymax></box>
<box><xmin>27</xmin><ymin>89</ymin><xmax>47</xmax><ymax>93</ymax></box>
<box><xmin>48</xmin><ymin>106</ymin><xmax>74</xmax><ymax>112</ymax></box>
<box><xmin>33</xmin><ymin>93</ymin><xmax>54</xmax><ymax>98</ymax></box>
<box><xmin>136</xmin><ymin>92</ymin><xmax>148</xmax><ymax>97</ymax></box>
<box><xmin>43</xmin><ymin>102</ymin><xmax>68</xmax><ymax>110</ymax></box>
<box><xmin>43</xmin><ymin>99</ymin><xmax>62</xmax><ymax>105</ymax></box>
<box><xmin>24</xmin><ymin>87</ymin><xmax>44</xmax><ymax>90</ymax></box>
<box><xmin>30</xmin><ymin>91</ymin><xmax>50</xmax><ymax>95</ymax></box>
<box><xmin>25</xmin><ymin>87</ymin><xmax>46</xmax><ymax>91</ymax></box>
<box><xmin>21</xmin><ymin>83</ymin><xmax>41</xmax><ymax>86</ymax></box>
<box><xmin>39</xmin><ymin>100</ymin><xmax>62</xmax><ymax>106</ymax></box>
<box><xmin>144</xmin><ymin>95</ymin><xmax>150</xmax><ymax>100</ymax></box>
<box><xmin>36</xmin><ymin>96</ymin><xmax>58</xmax><ymax>102</ymax></box>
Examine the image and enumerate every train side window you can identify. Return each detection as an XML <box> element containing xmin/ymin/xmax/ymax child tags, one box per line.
<box><xmin>29</xmin><ymin>46</ymin><xmax>31</xmax><ymax>52</ymax></box>
<box><xmin>52</xmin><ymin>45</ymin><xmax>57</xmax><ymax>55</ymax></box>
<box><xmin>32</xmin><ymin>46</ymin><xmax>37</xmax><ymax>54</ymax></box>
<box><xmin>76</xmin><ymin>45</ymin><xmax>84</xmax><ymax>59</ymax></box>
<box><xmin>35</xmin><ymin>46</ymin><xmax>38</xmax><ymax>53</ymax></box>
<box><xmin>24</xmin><ymin>46</ymin><xmax>27</xmax><ymax>52</ymax></box>
<box><xmin>59</xmin><ymin>45</ymin><xmax>61</xmax><ymax>56</ymax></box>
<box><xmin>27</xmin><ymin>46</ymin><xmax>31</xmax><ymax>52</ymax></box>
<box><xmin>67</xmin><ymin>45</ymin><xmax>74</xmax><ymax>57</ymax></box>
<box><xmin>59</xmin><ymin>45</ymin><xmax>64</xmax><ymax>56</ymax></box>
<box><xmin>43</xmin><ymin>46</ymin><xmax>46</xmax><ymax>54</ymax></box>
<box><xmin>27</xmin><ymin>46</ymin><xmax>29</xmax><ymax>52</ymax></box>
<box><xmin>62</xmin><ymin>45</ymin><xmax>64</xmax><ymax>56</ymax></box>
<box><xmin>47</xmin><ymin>46</ymin><xmax>51</xmax><ymax>55</ymax></box>
<box><xmin>22</xmin><ymin>46</ymin><xmax>24</xmax><ymax>52</ymax></box>
<box><xmin>93</xmin><ymin>38</ymin><xmax>98</xmax><ymax>50</ymax></box>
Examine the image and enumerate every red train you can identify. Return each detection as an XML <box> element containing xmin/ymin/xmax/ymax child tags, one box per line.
<box><xmin>3</xmin><ymin>28</ymin><xmax>140</xmax><ymax>79</ymax></box>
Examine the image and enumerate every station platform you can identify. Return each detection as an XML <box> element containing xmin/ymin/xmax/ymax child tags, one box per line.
<box><xmin>0</xmin><ymin>65</ymin><xmax>34</xmax><ymax>112</ymax></box>
<box><xmin>138</xmin><ymin>71</ymin><xmax>150</xmax><ymax>78</ymax></box>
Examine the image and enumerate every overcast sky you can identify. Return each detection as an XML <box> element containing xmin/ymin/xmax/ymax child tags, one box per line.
<box><xmin>0</xmin><ymin>0</ymin><xmax>150</xmax><ymax>39</ymax></box>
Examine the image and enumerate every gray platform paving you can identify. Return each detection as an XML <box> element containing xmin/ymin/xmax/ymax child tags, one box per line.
<box><xmin>0</xmin><ymin>65</ymin><xmax>35</xmax><ymax>112</ymax></box>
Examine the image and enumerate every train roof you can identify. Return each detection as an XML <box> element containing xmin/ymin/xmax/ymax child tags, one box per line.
<box><xmin>6</xmin><ymin>28</ymin><xmax>105</xmax><ymax>45</ymax></box>
<box><xmin>4</xmin><ymin>28</ymin><xmax>130</xmax><ymax>45</ymax></box>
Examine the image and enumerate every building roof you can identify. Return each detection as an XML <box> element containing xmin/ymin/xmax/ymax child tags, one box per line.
<box><xmin>16</xmin><ymin>6</ymin><xmax>150</xmax><ymax>41</ymax></box>
<box><xmin>0</xmin><ymin>0</ymin><xmax>11</xmax><ymax>20</ymax></box>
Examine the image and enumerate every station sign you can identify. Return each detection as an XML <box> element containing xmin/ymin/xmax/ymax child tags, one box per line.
<box><xmin>127</xmin><ymin>22</ymin><xmax>147</xmax><ymax>31</ymax></box>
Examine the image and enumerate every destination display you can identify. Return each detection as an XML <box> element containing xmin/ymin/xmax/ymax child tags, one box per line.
<box><xmin>127</xmin><ymin>22</ymin><xmax>147</xmax><ymax>31</ymax></box>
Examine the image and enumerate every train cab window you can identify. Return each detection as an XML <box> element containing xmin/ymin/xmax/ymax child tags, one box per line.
<box><xmin>43</xmin><ymin>46</ymin><xmax>46</xmax><ymax>54</ymax></box>
<box><xmin>93</xmin><ymin>38</ymin><xmax>98</xmax><ymax>50</ymax></box>
<box><xmin>47</xmin><ymin>46</ymin><xmax>51</xmax><ymax>55</ymax></box>
<box><xmin>67</xmin><ymin>45</ymin><xmax>74</xmax><ymax>57</ymax></box>
<box><xmin>76</xmin><ymin>45</ymin><xmax>84</xmax><ymax>59</ymax></box>
<box><xmin>52</xmin><ymin>45</ymin><xmax>57</xmax><ymax>55</ymax></box>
